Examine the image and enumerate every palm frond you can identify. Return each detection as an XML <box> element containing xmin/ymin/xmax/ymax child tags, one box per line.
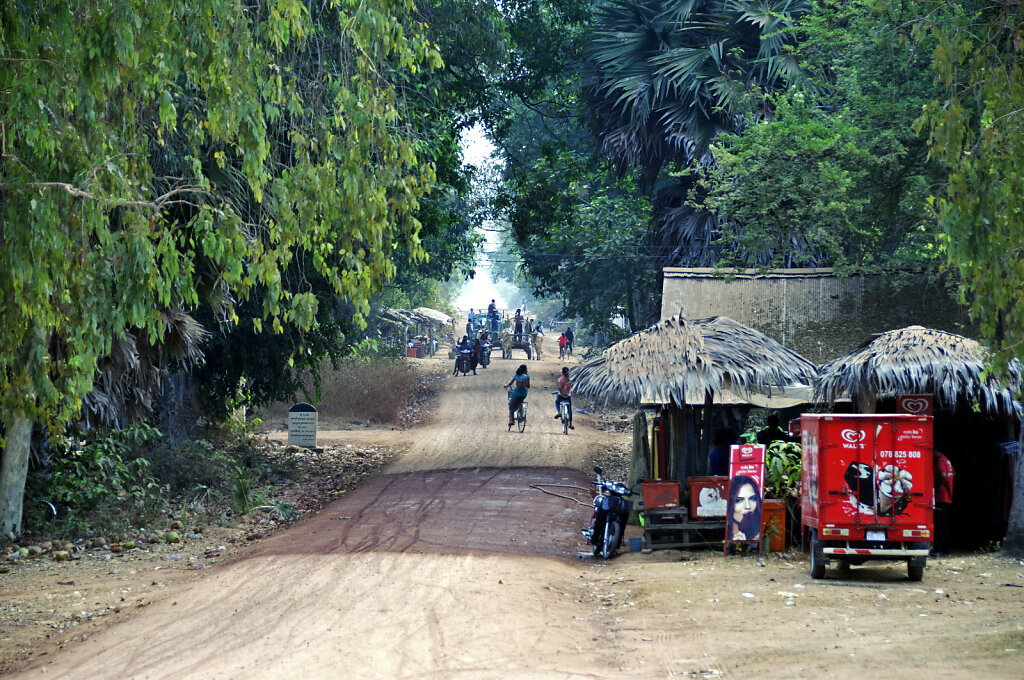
<box><xmin>815</xmin><ymin>326</ymin><xmax>1023</xmax><ymax>416</ymax></box>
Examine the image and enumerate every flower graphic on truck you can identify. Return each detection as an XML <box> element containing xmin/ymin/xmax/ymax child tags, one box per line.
<box><xmin>842</xmin><ymin>462</ymin><xmax>914</xmax><ymax>517</ymax></box>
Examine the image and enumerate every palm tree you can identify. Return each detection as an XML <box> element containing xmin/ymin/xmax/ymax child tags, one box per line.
<box><xmin>587</xmin><ymin>0</ymin><xmax>809</xmax><ymax>181</ymax></box>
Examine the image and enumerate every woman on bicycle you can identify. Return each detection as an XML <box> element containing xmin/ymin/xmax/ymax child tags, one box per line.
<box><xmin>503</xmin><ymin>364</ymin><xmax>530</xmax><ymax>428</ymax></box>
<box><xmin>554</xmin><ymin>366</ymin><xmax>573</xmax><ymax>429</ymax></box>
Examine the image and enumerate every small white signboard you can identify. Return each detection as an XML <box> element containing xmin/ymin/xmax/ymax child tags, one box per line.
<box><xmin>288</xmin><ymin>402</ymin><xmax>318</xmax><ymax>448</ymax></box>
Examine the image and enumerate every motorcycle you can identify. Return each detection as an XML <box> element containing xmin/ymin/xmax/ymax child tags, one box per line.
<box><xmin>479</xmin><ymin>341</ymin><xmax>491</xmax><ymax>368</ymax></box>
<box><xmin>581</xmin><ymin>466</ymin><xmax>634</xmax><ymax>559</ymax></box>
<box><xmin>456</xmin><ymin>347</ymin><xmax>474</xmax><ymax>375</ymax></box>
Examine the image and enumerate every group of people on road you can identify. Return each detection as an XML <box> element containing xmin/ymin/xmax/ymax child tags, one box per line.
<box><xmin>453</xmin><ymin>333</ymin><xmax>490</xmax><ymax>375</ymax></box>
<box><xmin>502</xmin><ymin>363</ymin><xmax>573</xmax><ymax>430</ymax></box>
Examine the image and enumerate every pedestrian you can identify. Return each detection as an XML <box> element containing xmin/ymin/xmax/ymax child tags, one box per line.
<box><xmin>708</xmin><ymin>428</ymin><xmax>734</xmax><ymax>476</ymax></box>
<box><xmin>757</xmin><ymin>415</ymin><xmax>791</xmax><ymax>445</ymax></box>
<box><xmin>932</xmin><ymin>450</ymin><xmax>955</xmax><ymax>557</ymax></box>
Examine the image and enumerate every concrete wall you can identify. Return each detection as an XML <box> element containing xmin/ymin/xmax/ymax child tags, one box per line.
<box><xmin>660</xmin><ymin>268</ymin><xmax>974</xmax><ymax>364</ymax></box>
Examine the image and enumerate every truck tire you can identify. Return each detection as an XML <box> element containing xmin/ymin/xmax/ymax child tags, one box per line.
<box><xmin>809</xmin><ymin>530</ymin><xmax>826</xmax><ymax>579</ymax></box>
<box><xmin>525</xmin><ymin>346</ymin><xmax>532</xmax><ymax>360</ymax></box>
<box><xmin>908</xmin><ymin>559</ymin><xmax>925</xmax><ymax>581</ymax></box>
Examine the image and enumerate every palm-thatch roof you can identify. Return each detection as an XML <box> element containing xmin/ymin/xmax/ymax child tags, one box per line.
<box><xmin>572</xmin><ymin>314</ymin><xmax>818</xmax><ymax>406</ymax></box>
<box><xmin>412</xmin><ymin>307</ymin><xmax>453</xmax><ymax>325</ymax></box>
<box><xmin>379</xmin><ymin>307</ymin><xmax>452</xmax><ymax>329</ymax></box>
<box><xmin>815</xmin><ymin>325</ymin><xmax>1023</xmax><ymax>417</ymax></box>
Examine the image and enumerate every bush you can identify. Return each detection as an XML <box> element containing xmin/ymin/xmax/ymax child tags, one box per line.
<box><xmin>25</xmin><ymin>425</ymin><xmax>167</xmax><ymax>536</ymax></box>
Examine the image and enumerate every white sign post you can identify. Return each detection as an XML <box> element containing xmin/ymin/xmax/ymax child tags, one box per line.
<box><xmin>287</xmin><ymin>402</ymin><xmax>318</xmax><ymax>448</ymax></box>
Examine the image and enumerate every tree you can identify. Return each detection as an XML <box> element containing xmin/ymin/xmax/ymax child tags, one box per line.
<box><xmin>693</xmin><ymin>92</ymin><xmax>871</xmax><ymax>269</ymax></box>
<box><xmin>912</xmin><ymin>0</ymin><xmax>1024</xmax><ymax>554</ymax></box>
<box><xmin>785</xmin><ymin>0</ymin><xmax>949</xmax><ymax>273</ymax></box>
<box><xmin>587</xmin><ymin>0</ymin><xmax>810</xmax><ymax>179</ymax></box>
<box><xmin>0</xmin><ymin>0</ymin><xmax>441</xmax><ymax>537</ymax></box>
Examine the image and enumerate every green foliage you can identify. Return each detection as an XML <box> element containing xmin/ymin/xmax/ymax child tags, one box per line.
<box><xmin>784</xmin><ymin>0</ymin><xmax>949</xmax><ymax>273</ymax></box>
<box><xmin>587</xmin><ymin>0</ymin><xmax>811</xmax><ymax>177</ymax></box>
<box><xmin>26</xmin><ymin>425</ymin><xmax>167</xmax><ymax>535</ymax></box>
<box><xmin>230</xmin><ymin>466</ymin><xmax>265</xmax><ymax>516</ymax></box>
<box><xmin>694</xmin><ymin>92</ymin><xmax>871</xmax><ymax>269</ymax></box>
<box><xmin>765</xmin><ymin>440</ymin><xmax>803</xmax><ymax>500</ymax></box>
<box><xmin>0</xmin><ymin>0</ymin><xmax>441</xmax><ymax>434</ymax></box>
<box><xmin>912</xmin><ymin>0</ymin><xmax>1024</xmax><ymax>374</ymax></box>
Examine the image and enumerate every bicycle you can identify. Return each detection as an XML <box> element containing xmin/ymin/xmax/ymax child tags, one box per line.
<box><xmin>507</xmin><ymin>389</ymin><xmax>527</xmax><ymax>433</ymax></box>
<box><xmin>552</xmin><ymin>391</ymin><xmax>572</xmax><ymax>434</ymax></box>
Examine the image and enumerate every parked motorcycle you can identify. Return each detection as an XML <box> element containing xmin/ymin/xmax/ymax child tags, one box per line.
<box><xmin>581</xmin><ymin>466</ymin><xmax>634</xmax><ymax>558</ymax></box>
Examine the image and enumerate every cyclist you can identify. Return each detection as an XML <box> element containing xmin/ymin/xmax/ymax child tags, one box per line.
<box><xmin>503</xmin><ymin>364</ymin><xmax>530</xmax><ymax>428</ymax></box>
<box><xmin>554</xmin><ymin>366</ymin><xmax>573</xmax><ymax>429</ymax></box>
<box><xmin>558</xmin><ymin>332</ymin><xmax>568</xmax><ymax>359</ymax></box>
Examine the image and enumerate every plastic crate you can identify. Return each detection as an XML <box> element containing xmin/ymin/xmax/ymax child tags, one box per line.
<box><xmin>642</xmin><ymin>480</ymin><xmax>680</xmax><ymax>509</ymax></box>
<box><xmin>688</xmin><ymin>476</ymin><xmax>729</xmax><ymax>519</ymax></box>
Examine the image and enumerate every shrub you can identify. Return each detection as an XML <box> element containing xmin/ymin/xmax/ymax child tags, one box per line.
<box><xmin>26</xmin><ymin>424</ymin><xmax>167</xmax><ymax>536</ymax></box>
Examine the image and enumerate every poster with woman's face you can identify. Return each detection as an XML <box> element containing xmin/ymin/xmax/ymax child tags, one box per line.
<box><xmin>727</xmin><ymin>444</ymin><xmax>766</xmax><ymax>542</ymax></box>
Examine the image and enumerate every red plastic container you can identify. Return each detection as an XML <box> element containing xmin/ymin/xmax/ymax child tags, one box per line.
<box><xmin>688</xmin><ymin>476</ymin><xmax>728</xmax><ymax>519</ymax></box>
<box><xmin>642</xmin><ymin>480</ymin><xmax>680</xmax><ymax>509</ymax></box>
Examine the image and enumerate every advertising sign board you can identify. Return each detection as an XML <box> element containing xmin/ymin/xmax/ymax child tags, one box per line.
<box><xmin>725</xmin><ymin>444</ymin><xmax>766</xmax><ymax>552</ymax></box>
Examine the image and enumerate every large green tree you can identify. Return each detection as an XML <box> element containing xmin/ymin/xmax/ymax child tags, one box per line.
<box><xmin>913</xmin><ymin>0</ymin><xmax>1024</xmax><ymax>554</ymax></box>
<box><xmin>0</xmin><ymin>0</ymin><xmax>441</xmax><ymax>537</ymax></box>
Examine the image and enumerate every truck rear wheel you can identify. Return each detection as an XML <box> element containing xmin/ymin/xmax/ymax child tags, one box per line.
<box><xmin>809</xmin><ymin>530</ymin><xmax>826</xmax><ymax>579</ymax></box>
<box><xmin>908</xmin><ymin>560</ymin><xmax>925</xmax><ymax>581</ymax></box>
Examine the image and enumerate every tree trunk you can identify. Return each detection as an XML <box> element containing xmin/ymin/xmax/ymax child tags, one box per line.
<box><xmin>0</xmin><ymin>410</ymin><xmax>34</xmax><ymax>539</ymax></box>
<box><xmin>628</xmin><ymin>410</ymin><xmax>650</xmax><ymax>525</ymax></box>
<box><xmin>1002</xmin><ymin>427</ymin><xmax>1024</xmax><ymax>556</ymax></box>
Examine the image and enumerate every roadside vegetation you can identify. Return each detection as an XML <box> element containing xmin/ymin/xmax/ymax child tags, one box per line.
<box><xmin>9</xmin><ymin>358</ymin><xmax>434</xmax><ymax>552</ymax></box>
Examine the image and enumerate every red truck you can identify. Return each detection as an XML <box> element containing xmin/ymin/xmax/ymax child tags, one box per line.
<box><xmin>800</xmin><ymin>414</ymin><xmax>933</xmax><ymax>581</ymax></box>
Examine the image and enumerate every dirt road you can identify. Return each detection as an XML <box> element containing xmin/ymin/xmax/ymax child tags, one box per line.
<box><xmin>8</xmin><ymin>353</ymin><xmax>1024</xmax><ymax>679</ymax></box>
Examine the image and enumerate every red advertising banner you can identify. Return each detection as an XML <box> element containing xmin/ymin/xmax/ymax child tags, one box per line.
<box><xmin>896</xmin><ymin>394</ymin><xmax>933</xmax><ymax>416</ymax></box>
<box><xmin>725</xmin><ymin>444</ymin><xmax>766</xmax><ymax>549</ymax></box>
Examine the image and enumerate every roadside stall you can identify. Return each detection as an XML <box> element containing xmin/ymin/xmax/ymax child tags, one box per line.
<box><xmin>814</xmin><ymin>325</ymin><xmax>1022</xmax><ymax>552</ymax></box>
<box><xmin>378</xmin><ymin>307</ymin><xmax>452</xmax><ymax>358</ymax></box>
<box><xmin>572</xmin><ymin>313</ymin><xmax>818</xmax><ymax>553</ymax></box>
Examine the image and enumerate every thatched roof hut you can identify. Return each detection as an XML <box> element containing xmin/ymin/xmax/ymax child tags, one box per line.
<box><xmin>815</xmin><ymin>325</ymin><xmax>1022</xmax><ymax>417</ymax></box>
<box><xmin>573</xmin><ymin>315</ymin><xmax>818</xmax><ymax>406</ymax></box>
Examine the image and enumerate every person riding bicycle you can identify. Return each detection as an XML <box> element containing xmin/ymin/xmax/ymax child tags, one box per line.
<box><xmin>503</xmin><ymin>364</ymin><xmax>530</xmax><ymax>428</ymax></box>
<box><xmin>453</xmin><ymin>335</ymin><xmax>471</xmax><ymax>375</ymax></box>
<box><xmin>554</xmin><ymin>366</ymin><xmax>574</xmax><ymax>429</ymax></box>
<box><xmin>558</xmin><ymin>332</ymin><xmax>568</xmax><ymax>358</ymax></box>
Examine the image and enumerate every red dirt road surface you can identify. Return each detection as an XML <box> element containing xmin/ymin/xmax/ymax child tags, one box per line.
<box><xmin>7</xmin><ymin>353</ymin><xmax>1024</xmax><ymax>679</ymax></box>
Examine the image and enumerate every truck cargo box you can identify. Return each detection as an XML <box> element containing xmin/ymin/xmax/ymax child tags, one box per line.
<box><xmin>800</xmin><ymin>414</ymin><xmax>933</xmax><ymax>581</ymax></box>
